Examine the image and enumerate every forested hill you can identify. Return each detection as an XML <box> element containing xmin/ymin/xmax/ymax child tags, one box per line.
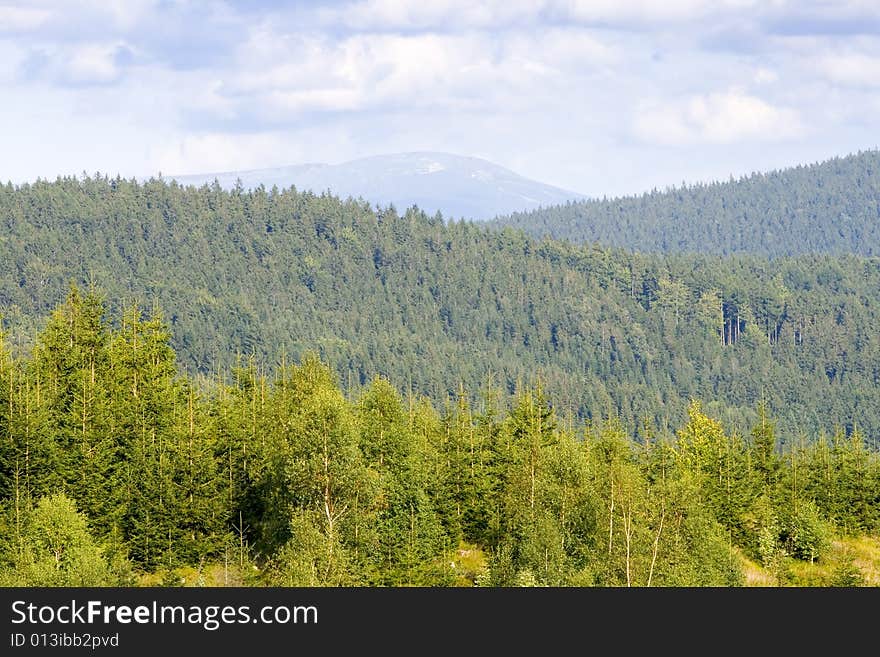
<box><xmin>490</xmin><ymin>150</ymin><xmax>880</xmax><ymax>257</ymax></box>
<box><xmin>1</xmin><ymin>176</ymin><xmax>880</xmax><ymax>443</ymax></box>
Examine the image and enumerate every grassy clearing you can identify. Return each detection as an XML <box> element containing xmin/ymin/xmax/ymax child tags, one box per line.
<box><xmin>736</xmin><ymin>551</ymin><xmax>776</xmax><ymax>587</ymax></box>
<box><xmin>838</xmin><ymin>536</ymin><xmax>880</xmax><ymax>586</ymax></box>
<box><xmin>450</xmin><ymin>542</ymin><xmax>488</xmax><ymax>587</ymax></box>
<box><xmin>136</xmin><ymin>561</ymin><xmax>257</xmax><ymax>587</ymax></box>
<box><xmin>737</xmin><ymin>536</ymin><xmax>880</xmax><ymax>587</ymax></box>
<box><xmin>132</xmin><ymin>536</ymin><xmax>879</xmax><ymax>587</ymax></box>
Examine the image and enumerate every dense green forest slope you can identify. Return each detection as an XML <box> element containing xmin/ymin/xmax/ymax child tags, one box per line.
<box><xmin>1</xmin><ymin>176</ymin><xmax>880</xmax><ymax>443</ymax></box>
<box><xmin>0</xmin><ymin>295</ymin><xmax>877</xmax><ymax>586</ymax></box>
<box><xmin>491</xmin><ymin>150</ymin><xmax>880</xmax><ymax>257</ymax></box>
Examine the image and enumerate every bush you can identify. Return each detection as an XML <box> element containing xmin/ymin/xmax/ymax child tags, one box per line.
<box><xmin>779</xmin><ymin>501</ymin><xmax>832</xmax><ymax>563</ymax></box>
<box><xmin>3</xmin><ymin>493</ymin><xmax>118</xmax><ymax>586</ymax></box>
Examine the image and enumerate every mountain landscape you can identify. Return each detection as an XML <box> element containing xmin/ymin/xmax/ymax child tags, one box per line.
<box><xmin>2</xmin><ymin>150</ymin><xmax>879</xmax><ymax>590</ymax></box>
<box><xmin>6</xmin><ymin>4</ymin><xmax>880</xmax><ymax>645</ymax></box>
<box><xmin>169</xmin><ymin>152</ymin><xmax>586</xmax><ymax>222</ymax></box>
<box><xmin>3</xmin><ymin>155</ymin><xmax>880</xmax><ymax>441</ymax></box>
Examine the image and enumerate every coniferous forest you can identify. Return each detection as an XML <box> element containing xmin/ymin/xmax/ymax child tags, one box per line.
<box><xmin>0</xmin><ymin>289</ymin><xmax>877</xmax><ymax>587</ymax></box>
<box><xmin>492</xmin><ymin>150</ymin><xmax>880</xmax><ymax>257</ymax></box>
<box><xmin>1</xmin><ymin>161</ymin><xmax>879</xmax><ymax>587</ymax></box>
<box><xmin>3</xmin><ymin>174</ymin><xmax>880</xmax><ymax>446</ymax></box>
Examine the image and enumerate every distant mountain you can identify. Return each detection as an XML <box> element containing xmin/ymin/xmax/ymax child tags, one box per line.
<box><xmin>169</xmin><ymin>152</ymin><xmax>585</xmax><ymax>221</ymax></box>
<box><xmin>490</xmin><ymin>150</ymin><xmax>880</xmax><ymax>257</ymax></box>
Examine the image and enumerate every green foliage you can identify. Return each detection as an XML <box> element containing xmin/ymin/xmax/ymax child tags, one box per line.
<box><xmin>779</xmin><ymin>501</ymin><xmax>832</xmax><ymax>563</ymax></box>
<box><xmin>751</xmin><ymin>401</ymin><xmax>780</xmax><ymax>491</ymax></box>
<box><xmin>263</xmin><ymin>511</ymin><xmax>353</xmax><ymax>587</ymax></box>
<box><xmin>0</xmin><ymin>493</ymin><xmax>117</xmax><ymax>586</ymax></box>
<box><xmin>830</xmin><ymin>550</ymin><xmax>866</xmax><ymax>587</ymax></box>
<box><xmin>676</xmin><ymin>402</ymin><xmax>755</xmax><ymax>543</ymax></box>
<box><xmin>0</xmin><ymin>297</ymin><xmax>877</xmax><ymax>587</ymax></box>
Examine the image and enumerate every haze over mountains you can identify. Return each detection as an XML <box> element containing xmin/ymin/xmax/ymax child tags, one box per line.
<box><xmin>170</xmin><ymin>151</ymin><xmax>586</xmax><ymax>222</ymax></box>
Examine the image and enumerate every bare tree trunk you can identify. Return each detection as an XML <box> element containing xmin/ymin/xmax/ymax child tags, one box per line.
<box><xmin>189</xmin><ymin>388</ymin><xmax>195</xmax><ymax>505</ymax></box>
<box><xmin>647</xmin><ymin>511</ymin><xmax>665</xmax><ymax>587</ymax></box>
<box><xmin>14</xmin><ymin>464</ymin><xmax>22</xmax><ymax>559</ymax></box>
<box><xmin>530</xmin><ymin>460</ymin><xmax>536</xmax><ymax>512</ymax></box>
<box><xmin>531</xmin><ymin>403</ymin><xmax>539</xmax><ymax>512</ymax></box>
<box><xmin>238</xmin><ymin>511</ymin><xmax>245</xmax><ymax>567</ymax></box>
<box><xmin>323</xmin><ymin>431</ymin><xmax>334</xmax><ymax>566</ymax></box>
<box><xmin>321</xmin><ymin>426</ymin><xmax>348</xmax><ymax>581</ymax></box>
<box><xmin>608</xmin><ymin>476</ymin><xmax>614</xmax><ymax>556</ymax></box>
<box><xmin>623</xmin><ymin>502</ymin><xmax>633</xmax><ymax>587</ymax></box>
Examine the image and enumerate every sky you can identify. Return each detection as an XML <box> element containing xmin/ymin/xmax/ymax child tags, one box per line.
<box><xmin>1</xmin><ymin>0</ymin><xmax>879</xmax><ymax>197</ymax></box>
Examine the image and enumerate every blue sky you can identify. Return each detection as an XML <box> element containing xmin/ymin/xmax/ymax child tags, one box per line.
<box><xmin>1</xmin><ymin>0</ymin><xmax>879</xmax><ymax>197</ymax></box>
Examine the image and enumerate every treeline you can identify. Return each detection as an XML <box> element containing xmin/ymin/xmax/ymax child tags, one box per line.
<box><xmin>492</xmin><ymin>149</ymin><xmax>880</xmax><ymax>257</ymax></box>
<box><xmin>2</xmin><ymin>175</ymin><xmax>880</xmax><ymax>443</ymax></box>
<box><xmin>0</xmin><ymin>292</ymin><xmax>877</xmax><ymax>586</ymax></box>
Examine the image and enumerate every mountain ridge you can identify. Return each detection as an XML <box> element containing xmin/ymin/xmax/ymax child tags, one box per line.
<box><xmin>489</xmin><ymin>149</ymin><xmax>880</xmax><ymax>257</ymax></box>
<box><xmin>169</xmin><ymin>151</ymin><xmax>586</xmax><ymax>221</ymax></box>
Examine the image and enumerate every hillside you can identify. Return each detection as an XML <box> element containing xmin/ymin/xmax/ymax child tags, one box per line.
<box><xmin>1</xmin><ymin>176</ymin><xmax>879</xmax><ymax>444</ymax></box>
<box><xmin>2</xmin><ymin>302</ymin><xmax>877</xmax><ymax>587</ymax></box>
<box><xmin>490</xmin><ymin>150</ymin><xmax>880</xmax><ymax>257</ymax></box>
<box><xmin>170</xmin><ymin>151</ymin><xmax>585</xmax><ymax>221</ymax></box>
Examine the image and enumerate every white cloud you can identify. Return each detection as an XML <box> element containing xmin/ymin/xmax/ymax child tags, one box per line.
<box><xmin>634</xmin><ymin>90</ymin><xmax>805</xmax><ymax>145</ymax></box>
<box><xmin>768</xmin><ymin>0</ymin><xmax>880</xmax><ymax>21</ymax></box>
<box><xmin>221</xmin><ymin>28</ymin><xmax>592</xmax><ymax>118</ymax></box>
<box><xmin>815</xmin><ymin>53</ymin><xmax>880</xmax><ymax>88</ymax></box>
<box><xmin>265</xmin><ymin>87</ymin><xmax>364</xmax><ymax>114</ymax></box>
<box><xmin>504</xmin><ymin>27</ymin><xmax>616</xmax><ymax>73</ymax></box>
<box><xmin>322</xmin><ymin>0</ymin><xmax>765</xmax><ymax>31</ymax></box>
<box><xmin>1</xmin><ymin>0</ymin><xmax>159</xmax><ymax>32</ymax></box>
<box><xmin>26</xmin><ymin>42</ymin><xmax>130</xmax><ymax>85</ymax></box>
<box><xmin>319</xmin><ymin>0</ymin><xmax>541</xmax><ymax>31</ymax></box>
<box><xmin>65</xmin><ymin>43</ymin><xmax>124</xmax><ymax>83</ymax></box>
<box><xmin>0</xmin><ymin>5</ymin><xmax>52</xmax><ymax>31</ymax></box>
<box><xmin>560</xmin><ymin>0</ymin><xmax>757</xmax><ymax>23</ymax></box>
<box><xmin>0</xmin><ymin>41</ymin><xmax>25</xmax><ymax>81</ymax></box>
<box><xmin>150</xmin><ymin>133</ymin><xmax>286</xmax><ymax>176</ymax></box>
<box><xmin>753</xmin><ymin>68</ymin><xmax>778</xmax><ymax>84</ymax></box>
<box><xmin>149</xmin><ymin>129</ymin><xmax>359</xmax><ymax>177</ymax></box>
<box><xmin>241</xmin><ymin>21</ymin><xmax>618</xmax><ymax>116</ymax></box>
<box><xmin>79</xmin><ymin>0</ymin><xmax>159</xmax><ymax>31</ymax></box>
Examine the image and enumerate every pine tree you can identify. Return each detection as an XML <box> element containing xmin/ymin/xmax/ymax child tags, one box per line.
<box><xmin>110</xmin><ymin>303</ymin><xmax>186</xmax><ymax>569</ymax></box>
<box><xmin>751</xmin><ymin>400</ymin><xmax>780</xmax><ymax>493</ymax></box>
<box><xmin>30</xmin><ymin>284</ymin><xmax>113</xmax><ymax>514</ymax></box>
